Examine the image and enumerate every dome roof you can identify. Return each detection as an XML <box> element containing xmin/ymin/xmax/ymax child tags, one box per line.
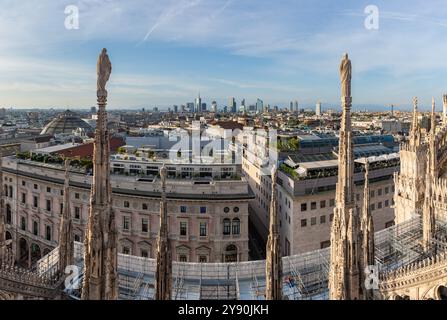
<box><xmin>40</xmin><ymin>110</ymin><xmax>93</xmax><ymax>135</ymax></box>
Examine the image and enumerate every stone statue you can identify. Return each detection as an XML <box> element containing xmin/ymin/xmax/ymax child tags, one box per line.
<box><xmin>97</xmin><ymin>48</ymin><xmax>112</xmax><ymax>97</ymax></box>
<box><xmin>339</xmin><ymin>53</ymin><xmax>351</xmax><ymax>98</ymax></box>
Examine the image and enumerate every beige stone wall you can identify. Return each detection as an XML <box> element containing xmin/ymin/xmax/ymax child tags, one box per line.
<box><xmin>3</xmin><ymin>159</ymin><xmax>250</xmax><ymax>264</ymax></box>
<box><xmin>292</xmin><ymin>178</ymin><xmax>395</xmax><ymax>255</ymax></box>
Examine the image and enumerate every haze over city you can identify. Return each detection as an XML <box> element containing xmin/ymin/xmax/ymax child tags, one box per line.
<box><xmin>1</xmin><ymin>0</ymin><xmax>447</xmax><ymax>110</ymax></box>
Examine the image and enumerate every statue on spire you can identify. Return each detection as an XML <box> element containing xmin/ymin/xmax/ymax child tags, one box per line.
<box><xmin>340</xmin><ymin>53</ymin><xmax>352</xmax><ymax>98</ymax></box>
<box><xmin>97</xmin><ymin>48</ymin><xmax>112</xmax><ymax>97</ymax></box>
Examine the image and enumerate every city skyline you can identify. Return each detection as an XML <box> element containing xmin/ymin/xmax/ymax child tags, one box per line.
<box><xmin>1</xmin><ymin>1</ymin><xmax>447</xmax><ymax>110</ymax></box>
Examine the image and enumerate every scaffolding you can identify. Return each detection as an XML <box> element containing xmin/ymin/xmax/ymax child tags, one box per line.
<box><xmin>34</xmin><ymin>215</ymin><xmax>446</xmax><ymax>300</ymax></box>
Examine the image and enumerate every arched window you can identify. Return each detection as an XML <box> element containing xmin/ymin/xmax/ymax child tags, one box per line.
<box><xmin>224</xmin><ymin>244</ymin><xmax>238</xmax><ymax>262</ymax></box>
<box><xmin>20</xmin><ymin>217</ymin><xmax>26</xmax><ymax>231</ymax></box>
<box><xmin>6</xmin><ymin>204</ymin><xmax>11</xmax><ymax>224</ymax></box>
<box><xmin>232</xmin><ymin>218</ymin><xmax>240</xmax><ymax>235</ymax></box>
<box><xmin>33</xmin><ymin>221</ymin><xmax>39</xmax><ymax>236</ymax></box>
<box><xmin>223</xmin><ymin>218</ymin><xmax>231</xmax><ymax>235</ymax></box>
<box><xmin>46</xmin><ymin>225</ymin><xmax>52</xmax><ymax>241</ymax></box>
<box><xmin>437</xmin><ymin>286</ymin><xmax>447</xmax><ymax>300</ymax></box>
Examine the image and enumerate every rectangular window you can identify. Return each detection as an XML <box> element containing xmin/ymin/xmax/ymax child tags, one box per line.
<box><xmin>75</xmin><ymin>207</ymin><xmax>81</xmax><ymax>220</ymax></box>
<box><xmin>385</xmin><ymin>221</ymin><xmax>395</xmax><ymax>228</ymax></box>
<box><xmin>370</xmin><ymin>190</ymin><xmax>375</xmax><ymax>198</ymax></box>
<box><xmin>378</xmin><ymin>188</ymin><xmax>382</xmax><ymax>196</ymax></box>
<box><xmin>301</xmin><ymin>219</ymin><xmax>307</xmax><ymax>227</ymax></box>
<box><xmin>301</xmin><ymin>203</ymin><xmax>307</xmax><ymax>212</ymax></box>
<box><xmin>22</xmin><ymin>180</ymin><xmax>26</xmax><ymax>186</ymax></box>
<box><xmin>21</xmin><ymin>192</ymin><xmax>26</xmax><ymax>204</ymax></box>
<box><xmin>124</xmin><ymin>201</ymin><xmax>130</xmax><ymax>208</ymax></box>
<box><xmin>123</xmin><ymin>247</ymin><xmax>130</xmax><ymax>255</ymax></box>
<box><xmin>285</xmin><ymin>238</ymin><xmax>291</xmax><ymax>256</ymax></box>
<box><xmin>180</xmin><ymin>222</ymin><xmax>187</xmax><ymax>236</ymax></box>
<box><xmin>123</xmin><ymin>216</ymin><xmax>130</xmax><ymax>231</ymax></box>
<box><xmin>33</xmin><ymin>196</ymin><xmax>38</xmax><ymax>208</ymax></box>
<box><xmin>321</xmin><ymin>240</ymin><xmax>331</xmax><ymax>249</ymax></box>
<box><xmin>385</xmin><ymin>187</ymin><xmax>389</xmax><ymax>194</ymax></box>
<box><xmin>199</xmin><ymin>222</ymin><xmax>207</xmax><ymax>237</ymax></box>
<box><xmin>141</xmin><ymin>218</ymin><xmax>149</xmax><ymax>233</ymax></box>
<box><xmin>199</xmin><ymin>256</ymin><xmax>207</xmax><ymax>263</ymax></box>
<box><xmin>311</xmin><ymin>217</ymin><xmax>317</xmax><ymax>225</ymax></box>
<box><xmin>60</xmin><ymin>203</ymin><xmax>63</xmax><ymax>215</ymax></box>
<box><xmin>141</xmin><ymin>250</ymin><xmax>148</xmax><ymax>258</ymax></box>
<box><xmin>34</xmin><ymin>184</ymin><xmax>38</xmax><ymax>190</ymax></box>
<box><xmin>200</xmin><ymin>207</ymin><xmax>207</xmax><ymax>214</ymax></box>
<box><xmin>378</xmin><ymin>202</ymin><xmax>382</xmax><ymax>209</ymax></box>
<box><xmin>371</xmin><ymin>203</ymin><xmax>375</xmax><ymax>211</ymax></box>
<box><xmin>180</xmin><ymin>206</ymin><xmax>187</xmax><ymax>213</ymax></box>
<box><xmin>329</xmin><ymin>199</ymin><xmax>335</xmax><ymax>207</ymax></box>
<box><xmin>46</xmin><ymin>199</ymin><xmax>51</xmax><ymax>211</ymax></box>
<box><xmin>75</xmin><ymin>193</ymin><xmax>80</xmax><ymax>199</ymax></box>
<box><xmin>320</xmin><ymin>215</ymin><xmax>326</xmax><ymax>224</ymax></box>
<box><xmin>311</xmin><ymin>202</ymin><xmax>317</xmax><ymax>210</ymax></box>
<box><xmin>385</xmin><ymin>200</ymin><xmax>389</xmax><ymax>207</ymax></box>
<box><xmin>47</xmin><ymin>187</ymin><xmax>51</xmax><ymax>193</ymax></box>
<box><xmin>142</xmin><ymin>203</ymin><xmax>148</xmax><ymax>210</ymax></box>
<box><xmin>320</xmin><ymin>200</ymin><xmax>326</xmax><ymax>209</ymax></box>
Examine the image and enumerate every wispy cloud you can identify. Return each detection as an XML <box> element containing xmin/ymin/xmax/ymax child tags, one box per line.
<box><xmin>1</xmin><ymin>0</ymin><xmax>447</xmax><ymax>108</ymax></box>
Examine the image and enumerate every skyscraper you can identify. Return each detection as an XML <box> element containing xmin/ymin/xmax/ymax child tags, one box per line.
<box><xmin>229</xmin><ymin>97</ymin><xmax>237</xmax><ymax>113</ymax></box>
<box><xmin>289</xmin><ymin>101</ymin><xmax>293</xmax><ymax>111</ymax></box>
<box><xmin>256</xmin><ymin>98</ymin><xmax>263</xmax><ymax>113</ymax></box>
<box><xmin>211</xmin><ymin>101</ymin><xmax>218</xmax><ymax>113</ymax></box>
<box><xmin>186</xmin><ymin>102</ymin><xmax>194</xmax><ymax>112</ymax></box>
<box><xmin>294</xmin><ymin>100</ymin><xmax>299</xmax><ymax>112</ymax></box>
<box><xmin>195</xmin><ymin>93</ymin><xmax>202</xmax><ymax>113</ymax></box>
<box><xmin>316</xmin><ymin>101</ymin><xmax>322</xmax><ymax>116</ymax></box>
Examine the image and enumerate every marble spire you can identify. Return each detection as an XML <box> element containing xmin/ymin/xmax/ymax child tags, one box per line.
<box><xmin>360</xmin><ymin>159</ymin><xmax>375</xmax><ymax>299</ymax></box>
<box><xmin>0</xmin><ymin>151</ymin><xmax>6</xmax><ymax>265</ymax></box>
<box><xmin>155</xmin><ymin>164</ymin><xmax>172</xmax><ymax>300</ymax></box>
<box><xmin>58</xmin><ymin>159</ymin><xmax>74</xmax><ymax>274</ymax></box>
<box><xmin>422</xmin><ymin>98</ymin><xmax>437</xmax><ymax>252</ymax></box>
<box><xmin>265</xmin><ymin>165</ymin><xmax>282</xmax><ymax>300</ymax></box>
<box><xmin>329</xmin><ymin>53</ymin><xmax>361</xmax><ymax>300</ymax></box>
<box><xmin>82</xmin><ymin>48</ymin><xmax>118</xmax><ymax>300</ymax></box>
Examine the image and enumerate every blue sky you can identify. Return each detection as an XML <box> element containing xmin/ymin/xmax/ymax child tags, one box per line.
<box><xmin>1</xmin><ymin>0</ymin><xmax>447</xmax><ymax>110</ymax></box>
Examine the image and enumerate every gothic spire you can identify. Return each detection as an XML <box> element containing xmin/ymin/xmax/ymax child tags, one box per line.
<box><xmin>360</xmin><ymin>159</ymin><xmax>375</xmax><ymax>299</ymax></box>
<box><xmin>58</xmin><ymin>159</ymin><xmax>74</xmax><ymax>274</ymax></box>
<box><xmin>443</xmin><ymin>94</ymin><xmax>447</xmax><ymax>122</ymax></box>
<box><xmin>409</xmin><ymin>97</ymin><xmax>421</xmax><ymax>148</ymax></box>
<box><xmin>265</xmin><ymin>165</ymin><xmax>282</xmax><ymax>300</ymax></box>
<box><xmin>329</xmin><ymin>53</ymin><xmax>361</xmax><ymax>300</ymax></box>
<box><xmin>82</xmin><ymin>48</ymin><xmax>118</xmax><ymax>300</ymax></box>
<box><xmin>422</xmin><ymin>98</ymin><xmax>437</xmax><ymax>252</ymax></box>
<box><xmin>0</xmin><ymin>151</ymin><xmax>6</xmax><ymax>265</ymax></box>
<box><xmin>155</xmin><ymin>164</ymin><xmax>172</xmax><ymax>300</ymax></box>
